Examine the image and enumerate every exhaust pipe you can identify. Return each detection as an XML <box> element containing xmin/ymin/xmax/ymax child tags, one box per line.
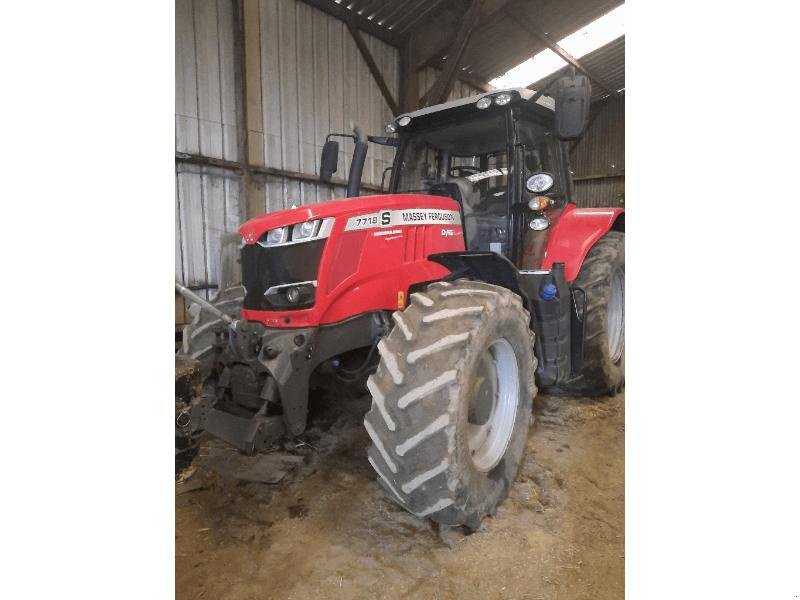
<box><xmin>347</xmin><ymin>125</ymin><xmax>368</xmax><ymax>198</ymax></box>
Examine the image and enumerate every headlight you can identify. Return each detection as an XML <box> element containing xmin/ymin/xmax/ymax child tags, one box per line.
<box><xmin>494</xmin><ymin>92</ymin><xmax>512</xmax><ymax>106</ymax></box>
<box><xmin>397</xmin><ymin>116</ymin><xmax>411</xmax><ymax>126</ymax></box>
<box><xmin>291</xmin><ymin>220</ymin><xmax>319</xmax><ymax>241</ymax></box>
<box><xmin>526</xmin><ymin>172</ymin><xmax>555</xmax><ymax>193</ymax></box>
<box><xmin>476</xmin><ymin>96</ymin><xmax>492</xmax><ymax>109</ymax></box>
<box><xmin>263</xmin><ymin>280</ymin><xmax>317</xmax><ymax>309</ymax></box>
<box><xmin>285</xmin><ymin>287</ymin><xmax>301</xmax><ymax>304</ymax></box>
<box><xmin>385</xmin><ymin>121</ymin><xmax>397</xmax><ymax>133</ymax></box>
<box><xmin>529</xmin><ymin>216</ymin><xmax>550</xmax><ymax>231</ymax></box>
<box><xmin>257</xmin><ymin>217</ymin><xmax>331</xmax><ymax>247</ymax></box>
<box><xmin>260</xmin><ymin>226</ymin><xmax>289</xmax><ymax>246</ymax></box>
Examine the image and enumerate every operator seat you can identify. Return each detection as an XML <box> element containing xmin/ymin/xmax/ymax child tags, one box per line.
<box><xmin>429</xmin><ymin>177</ymin><xmax>481</xmax><ymax>247</ymax></box>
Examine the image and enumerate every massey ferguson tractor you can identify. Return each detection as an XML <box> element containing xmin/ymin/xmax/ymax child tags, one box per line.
<box><xmin>176</xmin><ymin>74</ymin><xmax>624</xmax><ymax>531</ymax></box>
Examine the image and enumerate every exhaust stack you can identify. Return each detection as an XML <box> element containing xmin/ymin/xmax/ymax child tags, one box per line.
<box><xmin>346</xmin><ymin>125</ymin><xmax>367</xmax><ymax>198</ymax></box>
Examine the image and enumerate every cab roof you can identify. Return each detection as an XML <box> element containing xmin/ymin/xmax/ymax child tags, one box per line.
<box><xmin>394</xmin><ymin>88</ymin><xmax>554</xmax><ymax>122</ymax></box>
<box><xmin>389</xmin><ymin>88</ymin><xmax>556</xmax><ymax>134</ymax></box>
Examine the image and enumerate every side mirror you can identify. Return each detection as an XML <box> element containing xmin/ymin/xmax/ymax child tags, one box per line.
<box><xmin>319</xmin><ymin>140</ymin><xmax>339</xmax><ymax>182</ymax></box>
<box><xmin>553</xmin><ymin>74</ymin><xmax>591</xmax><ymax>140</ymax></box>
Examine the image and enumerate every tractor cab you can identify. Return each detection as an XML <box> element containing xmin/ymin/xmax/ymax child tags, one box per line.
<box><xmin>385</xmin><ymin>87</ymin><xmax>576</xmax><ymax>265</ymax></box>
<box><xmin>319</xmin><ymin>75</ymin><xmax>592</xmax><ymax>269</ymax></box>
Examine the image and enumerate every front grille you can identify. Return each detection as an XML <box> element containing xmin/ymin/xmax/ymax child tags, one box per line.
<box><xmin>241</xmin><ymin>239</ymin><xmax>325</xmax><ymax>311</ymax></box>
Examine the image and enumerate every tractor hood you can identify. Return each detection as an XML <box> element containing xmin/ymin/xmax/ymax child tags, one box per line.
<box><xmin>237</xmin><ymin>192</ymin><xmax>465</xmax><ymax>328</ymax></box>
<box><xmin>239</xmin><ymin>194</ymin><xmax>461</xmax><ymax>244</ymax></box>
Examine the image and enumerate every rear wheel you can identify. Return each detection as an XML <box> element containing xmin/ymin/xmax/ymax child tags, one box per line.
<box><xmin>364</xmin><ymin>280</ymin><xmax>537</xmax><ymax>529</ymax></box>
<box><xmin>560</xmin><ymin>230</ymin><xmax>625</xmax><ymax>395</ymax></box>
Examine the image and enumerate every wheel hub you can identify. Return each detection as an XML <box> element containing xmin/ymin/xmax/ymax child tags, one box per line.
<box><xmin>467</xmin><ymin>338</ymin><xmax>520</xmax><ymax>472</ymax></box>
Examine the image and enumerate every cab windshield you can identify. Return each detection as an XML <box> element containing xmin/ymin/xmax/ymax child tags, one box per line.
<box><xmin>391</xmin><ymin>110</ymin><xmax>564</xmax><ymax>256</ymax></box>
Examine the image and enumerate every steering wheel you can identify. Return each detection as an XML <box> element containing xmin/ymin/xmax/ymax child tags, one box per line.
<box><xmin>449</xmin><ymin>166</ymin><xmax>481</xmax><ymax>178</ymax></box>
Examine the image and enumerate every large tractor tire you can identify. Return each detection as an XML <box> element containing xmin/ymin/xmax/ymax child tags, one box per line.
<box><xmin>364</xmin><ymin>280</ymin><xmax>537</xmax><ymax>530</ymax></box>
<box><xmin>179</xmin><ymin>285</ymin><xmax>244</xmax><ymax>369</ymax></box>
<box><xmin>561</xmin><ymin>230</ymin><xmax>625</xmax><ymax>396</ymax></box>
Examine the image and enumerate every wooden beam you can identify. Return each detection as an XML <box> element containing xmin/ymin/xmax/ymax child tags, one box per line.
<box><xmin>401</xmin><ymin>0</ymin><xmax>504</xmax><ymax>102</ymax></box>
<box><xmin>176</xmin><ymin>152</ymin><xmax>243</xmax><ymax>172</ymax></box>
<box><xmin>231</xmin><ymin>0</ymin><xmax>254</xmax><ymax>222</ymax></box>
<box><xmin>298</xmin><ymin>0</ymin><xmax>402</xmax><ymax>47</ymax></box>
<box><xmin>416</xmin><ymin>34</ymin><xmax>455</xmax><ymax>73</ymax></box>
<box><xmin>346</xmin><ymin>21</ymin><xmax>400</xmax><ymax>116</ymax></box>
<box><xmin>514</xmin><ymin>11</ymin><xmax>619</xmax><ymax>97</ymax></box>
<box><xmin>415</xmin><ymin>0</ymin><xmax>515</xmax><ymax>73</ymax></box>
<box><xmin>398</xmin><ymin>33</ymin><xmax>419</xmax><ymax>113</ymax></box>
<box><xmin>418</xmin><ymin>67</ymin><xmax>493</xmax><ymax>107</ymax></box>
<box><xmin>175</xmin><ymin>153</ymin><xmax>383</xmax><ymax>193</ymax></box>
<box><xmin>411</xmin><ymin>71</ymin><xmax>492</xmax><ymax>111</ymax></box>
<box><xmin>416</xmin><ymin>47</ymin><xmax>496</xmax><ymax>95</ymax></box>
<box><xmin>421</xmin><ymin>0</ymin><xmax>485</xmax><ymax>107</ymax></box>
<box><xmin>458</xmin><ymin>73</ymin><xmax>494</xmax><ymax>93</ymax></box>
<box><xmin>242</xmin><ymin>0</ymin><xmax>266</xmax><ymax>218</ymax></box>
<box><xmin>415</xmin><ymin>30</ymin><xmax>494</xmax><ymax>94</ymax></box>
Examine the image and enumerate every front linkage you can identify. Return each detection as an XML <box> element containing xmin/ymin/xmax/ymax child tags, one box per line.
<box><xmin>177</xmin><ymin>282</ymin><xmax>390</xmax><ymax>453</ymax></box>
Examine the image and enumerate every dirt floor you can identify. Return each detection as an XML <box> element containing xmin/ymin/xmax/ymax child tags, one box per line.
<box><xmin>175</xmin><ymin>389</ymin><xmax>624</xmax><ymax>599</ymax></box>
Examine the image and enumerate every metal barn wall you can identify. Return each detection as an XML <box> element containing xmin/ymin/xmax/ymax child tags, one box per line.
<box><xmin>243</xmin><ymin>0</ymin><xmax>398</xmax><ymax>211</ymax></box>
<box><xmin>570</xmin><ymin>96</ymin><xmax>625</xmax><ymax>208</ymax></box>
<box><xmin>176</xmin><ymin>0</ymin><xmax>243</xmax><ymax>325</ymax></box>
<box><xmin>175</xmin><ymin>0</ymin><xmax>399</xmax><ymax>323</ymax></box>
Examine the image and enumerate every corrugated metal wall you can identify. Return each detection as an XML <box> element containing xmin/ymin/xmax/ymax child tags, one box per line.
<box><xmin>570</xmin><ymin>96</ymin><xmax>625</xmax><ymax>208</ymax></box>
<box><xmin>175</xmin><ymin>0</ymin><xmax>398</xmax><ymax>322</ymax></box>
<box><xmin>176</xmin><ymin>0</ymin><xmax>243</xmax><ymax>324</ymax></box>
<box><xmin>243</xmin><ymin>0</ymin><xmax>398</xmax><ymax>210</ymax></box>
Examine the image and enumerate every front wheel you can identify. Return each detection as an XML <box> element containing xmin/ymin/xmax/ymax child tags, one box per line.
<box><xmin>560</xmin><ymin>230</ymin><xmax>625</xmax><ymax>396</ymax></box>
<box><xmin>363</xmin><ymin>280</ymin><xmax>537</xmax><ymax>530</ymax></box>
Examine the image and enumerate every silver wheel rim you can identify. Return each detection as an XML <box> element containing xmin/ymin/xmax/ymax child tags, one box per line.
<box><xmin>607</xmin><ymin>268</ymin><xmax>625</xmax><ymax>364</ymax></box>
<box><xmin>467</xmin><ymin>338</ymin><xmax>520</xmax><ymax>473</ymax></box>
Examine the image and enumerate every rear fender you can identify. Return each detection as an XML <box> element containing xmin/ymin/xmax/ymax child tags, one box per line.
<box><xmin>541</xmin><ymin>204</ymin><xmax>624</xmax><ymax>282</ymax></box>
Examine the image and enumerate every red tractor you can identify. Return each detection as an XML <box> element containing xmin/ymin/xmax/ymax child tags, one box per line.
<box><xmin>176</xmin><ymin>75</ymin><xmax>624</xmax><ymax>530</ymax></box>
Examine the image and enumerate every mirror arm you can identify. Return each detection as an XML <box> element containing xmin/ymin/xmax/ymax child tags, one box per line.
<box><xmin>367</xmin><ymin>135</ymin><xmax>400</xmax><ymax>147</ymax></box>
<box><xmin>380</xmin><ymin>166</ymin><xmax>393</xmax><ymax>192</ymax></box>
<box><xmin>530</xmin><ymin>78</ymin><xmax>559</xmax><ymax>104</ymax></box>
<box><xmin>531</xmin><ymin>66</ymin><xmax>579</xmax><ymax>104</ymax></box>
<box><xmin>326</xmin><ymin>132</ymin><xmax>357</xmax><ymax>143</ymax></box>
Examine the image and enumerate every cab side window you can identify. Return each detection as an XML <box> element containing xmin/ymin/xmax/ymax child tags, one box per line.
<box><xmin>517</xmin><ymin>120</ymin><xmax>569</xmax><ymax>205</ymax></box>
